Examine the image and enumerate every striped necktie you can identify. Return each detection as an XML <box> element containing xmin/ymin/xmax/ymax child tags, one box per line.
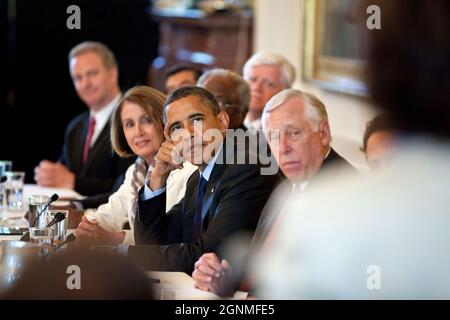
<box><xmin>130</xmin><ymin>157</ymin><xmax>149</xmax><ymax>225</ymax></box>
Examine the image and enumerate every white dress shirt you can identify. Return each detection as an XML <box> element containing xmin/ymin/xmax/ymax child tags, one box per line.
<box><xmin>244</xmin><ymin>117</ymin><xmax>262</xmax><ymax>133</ymax></box>
<box><xmin>89</xmin><ymin>94</ymin><xmax>121</xmax><ymax>147</ymax></box>
<box><xmin>143</xmin><ymin>145</ymin><xmax>222</xmax><ymax>200</ymax></box>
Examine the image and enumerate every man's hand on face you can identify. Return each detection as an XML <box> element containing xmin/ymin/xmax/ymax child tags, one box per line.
<box><xmin>149</xmin><ymin>124</ymin><xmax>185</xmax><ymax>191</ymax></box>
<box><xmin>34</xmin><ymin>160</ymin><xmax>75</xmax><ymax>189</ymax></box>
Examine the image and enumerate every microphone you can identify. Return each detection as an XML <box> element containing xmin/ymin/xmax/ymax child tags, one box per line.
<box><xmin>46</xmin><ymin>212</ymin><xmax>66</xmax><ymax>228</ymax></box>
<box><xmin>53</xmin><ymin>233</ymin><xmax>76</xmax><ymax>251</ymax></box>
<box><xmin>31</xmin><ymin>193</ymin><xmax>59</xmax><ymax>228</ymax></box>
<box><xmin>20</xmin><ymin>232</ymin><xmax>30</xmax><ymax>241</ymax></box>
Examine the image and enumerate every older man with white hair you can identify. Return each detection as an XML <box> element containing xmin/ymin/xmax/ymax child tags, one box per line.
<box><xmin>192</xmin><ymin>89</ymin><xmax>355</xmax><ymax>297</ymax></box>
<box><xmin>242</xmin><ymin>52</ymin><xmax>296</xmax><ymax>132</ymax></box>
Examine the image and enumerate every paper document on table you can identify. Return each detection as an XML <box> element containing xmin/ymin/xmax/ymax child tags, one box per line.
<box><xmin>24</xmin><ymin>184</ymin><xmax>84</xmax><ymax>200</ymax></box>
<box><xmin>147</xmin><ymin>271</ymin><xmax>220</xmax><ymax>300</ymax></box>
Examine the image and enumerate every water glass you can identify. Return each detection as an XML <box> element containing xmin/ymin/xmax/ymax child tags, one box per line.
<box><xmin>0</xmin><ymin>160</ymin><xmax>12</xmax><ymax>178</ymax></box>
<box><xmin>28</xmin><ymin>195</ymin><xmax>50</xmax><ymax>228</ymax></box>
<box><xmin>0</xmin><ymin>183</ymin><xmax>5</xmax><ymax>220</ymax></box>
<box><xmin>5</xmin><ymin>171</ymin><xmax>25</xmax><ymax>211</ymax></box>
<box><xmin>46</xmin><ymin>210</ymin><xmax>69</xmax><ymax>245</ymax></box>
<box><xmin>0</xmin><ymin>161</ymin><xmax>12</xmax><ymax>218</ymax></box>
<box><xmin>29</xmin><ymin>227</ymin><xmax>54</xmax><ymax>245</ymax></box>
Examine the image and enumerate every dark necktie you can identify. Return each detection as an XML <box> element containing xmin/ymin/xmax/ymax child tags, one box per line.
<box><xmin>192</xmin><ymin>176</ymin><xmax>208</xmax><ymax>242</ymax></box>
<box><xmin>82</xmin><ymin>116</ymin><xmax>96</xmax><ymax>163</ymax></box>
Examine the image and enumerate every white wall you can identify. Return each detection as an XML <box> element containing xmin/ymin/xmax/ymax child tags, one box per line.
<box><xmin>253</xmin><ymin>0</ymin><xmax>378</xmax><ymax>171</ymax></box>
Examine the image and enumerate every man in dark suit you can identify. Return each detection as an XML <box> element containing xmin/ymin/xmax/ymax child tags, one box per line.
<box><xmin>192</xmin><ymin>88</ymin><xmax>355</xmax><ymax>296</ymax></box>
<box><xmin>34</xmin><ymin>41</ymin><xmax>133</xmax><ymax>196</ymax></box>
<box><xmin>125</xmin><ymin>86</ymin><xmax>279</xmax><ymax>274</ymax></box>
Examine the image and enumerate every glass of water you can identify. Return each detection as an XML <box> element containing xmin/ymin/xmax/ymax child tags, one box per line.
<box><xmin>28</xmin><ymin>195</ymin><xmax>50</xmax><ymax>228</ymax></box>
<box><xmin>46</xmin><ymin>210</ymin><xmax>69</xmax><ymax>246</ymax></box>
<box><xmin>0</xmin><ymin>160</ymin><xmax>13</xmax><ymax>178</ymax></box>
<box><xmin>5</xmin><ymin>171</ymin><xmax>25</xmax><ymax>211</ymax></box>
<box><xmin>0</xmin><ymin>161</ymin><xmax>12</xmax><ymax>219</ymax></box>
<box><xmin>29</xmin><ymin>227</ymin><xmax>54</xmax><ymax>256</ymax></box>
<box><xmin>0</xmin><ymin>182</ymin><xmax>5</xmax><ymax>222</ymax></box>
<box><xmin>29</xmin><ymin>227</ymin><xmax>54</xmax><ymax>245</ymax></box>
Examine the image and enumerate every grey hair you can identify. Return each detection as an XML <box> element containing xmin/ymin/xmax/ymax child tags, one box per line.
<box><xmin>197</xmin><ymin>68</ymin><xmax>250</xmax><ymax>113</ymax></box>
<box><xmin>262</xmin><ymin>89</ymin><xmax>329</xmax><ymax>133</ymax></box>
<box><xmin>242</xmin><ymin>52</ymin><xmax>296</xmax><ymax>88</ymax></box>
<box><xmin>69</xmin><ymin>41</ymin><xmax>118</xmax><ymax>70</ymax></box>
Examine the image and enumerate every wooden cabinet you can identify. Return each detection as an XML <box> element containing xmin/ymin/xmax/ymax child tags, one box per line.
<box><xmin>148</xmin><ymin>8</ymin><xmax>253</xmax><ymax>91</ymax></box>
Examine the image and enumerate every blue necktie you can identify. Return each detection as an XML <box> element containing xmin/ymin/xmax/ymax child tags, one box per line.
<box><xmin>192</xmin><ymin>176</ymin><xmax>208</xmax><ymax>242</ymax></box>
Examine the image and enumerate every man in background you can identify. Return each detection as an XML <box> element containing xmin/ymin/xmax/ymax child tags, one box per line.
<box><xmin>34</xmin><ymin>41</ymin><xmax>133</xmax><ymax>196</ymax></box>
<box><xmin>164</xmin><ymin>64</ymin><xmax>202</xmax><ymax>94</ymax></box>
<box><xmin>242</xmin><ymin>52</ymin><xmax>296</xmax><ymax>132</ymax></box>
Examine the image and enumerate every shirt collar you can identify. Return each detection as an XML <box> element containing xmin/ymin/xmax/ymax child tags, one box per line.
<box><xmin>292</xmin><ymin>148</ymin><xmax>330</xmax><ymax>192</ymax></box>
<box><xmin>324</xmin><ymin>147</ymin><xmax>331</xmax><ymax>160</ymax></box>
<box><xmin>89</xmin><ymin>94</ymin><xmax>121</xmax><ymax>124</ymax></box>
<box><xmin>244</xmin><ymin>117</ymin><xmax>262</xmax><ymax>131</ymax></box>
<box><xmin>199</xmin><ymin>144</ymin><xmax>223</xmax><ymax>182</ymax></box>
<box><xmin>292</xmin><ymin>181</ymin><xmax>310</xmax><ymax>193</ymax></box>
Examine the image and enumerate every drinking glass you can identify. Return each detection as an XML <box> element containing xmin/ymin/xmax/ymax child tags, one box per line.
<box><xmin>29</xmin><ymin>227</ymin><xmax>54</xmax><ymax>246</ymax></box>
<box><xmin>28</xmin><ymin>195</ymin><xmax>49</xmax><ymax>228</ymax></box>
<box><xmin>0</xmin><ymin>160</ymin><xmax>12</xmax><ymax>179</ymax></box>
<box><xmin>46</xmin><ymin>210</ymin><xmax>69</xmax><ymax>245</ymax></box>
<box><xmin>5</xmin><ymin>171</ymin><xmax>25</xmax><ymax>211</ymax></box>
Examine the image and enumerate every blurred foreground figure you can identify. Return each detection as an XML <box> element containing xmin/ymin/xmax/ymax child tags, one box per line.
<box><xmin>2</xmin><ymin>250</ymin><xmax>152</xmax><ymax>300</ymax></box>
<box><xmin>34</xmin><ymin>41</ymin><xmax>133</xmax><ymax>196</ymax></box>
<box><xmin>254</xmin><ymin>0</ymin><xmax>450</xmax><ymax>299</ymax></box>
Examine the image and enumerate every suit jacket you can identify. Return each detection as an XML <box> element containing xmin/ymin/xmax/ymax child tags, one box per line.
<box><xmin>252</xmin><ymin>148</ymin><xmax>356</xmax><ymax>251</ymax></box>
<box><xmin>59</xmin><ymin>111</ymin><xmax>134</xmax><ymax>196</ymax></box>
<box><xmin>129</xmin><ymin>140</ymin><xmax>280</xmax><ymax>274</ymax></box>
<box><xmin>238</xmin><ymin>148</ymin><xmax>356</xmax><ymax>295</ymax></box>
<box><xmin>77</xmin><ymin>174</ymin><xmax>126</xmax><ymax>209</ymax></box>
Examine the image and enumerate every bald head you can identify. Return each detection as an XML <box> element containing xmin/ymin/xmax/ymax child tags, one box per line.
<box><xmin>198</xmin><ymin>69</ymin><xmax>250</xmax><ymax>129</ymax></box>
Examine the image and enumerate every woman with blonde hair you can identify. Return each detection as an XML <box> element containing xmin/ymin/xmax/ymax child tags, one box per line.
<box><xmin>76</xmin><ymin>86</ymin><xmax>197</xmax><ymax>245</ymax></box>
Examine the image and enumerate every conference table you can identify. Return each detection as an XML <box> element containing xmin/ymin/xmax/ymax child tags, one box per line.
<box><xmin>0</xmin><ymin>184</ymin><xmax>247</xmax><ymax>300</ymax></box>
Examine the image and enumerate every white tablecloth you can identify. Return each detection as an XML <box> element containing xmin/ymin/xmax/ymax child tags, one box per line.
<box><xmin>147</xmin><ymin>271</ymin><xmax>248</xmax><ymax>300</ymax></box>
<box><xmin>23</xmin><ymin>184</ymin><xmax>83</xmax><ymax>200</ymax></box>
